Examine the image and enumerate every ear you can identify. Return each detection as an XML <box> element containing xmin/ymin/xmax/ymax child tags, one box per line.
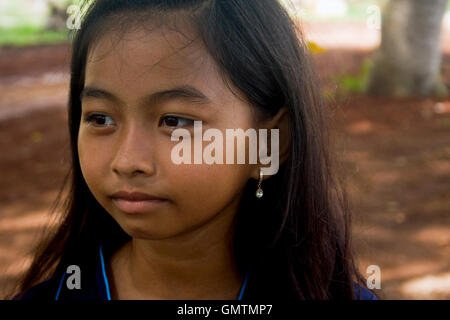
<box><xmin>251</xmin><ymin>108</ymin><xmax>291</xmax><ymax>180</ymax></box>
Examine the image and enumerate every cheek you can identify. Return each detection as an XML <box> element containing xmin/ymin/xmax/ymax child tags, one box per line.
<box><xmin>77</xmin><ymin>132</ymin><xmax>109</xmax><ymax>192</ymax></box>
<box><xmin>166</xmin><ymin>163</ymin><xmax>250</xmax><ymax>218</ymax></box>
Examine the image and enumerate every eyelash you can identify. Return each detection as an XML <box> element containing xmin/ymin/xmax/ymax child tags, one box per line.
<box><xmin>83</xmin><ymin>113</ymin><xmax>115</xmax><ymax>127</ymax></box>
<box><xmin>158</xmin><ymin>115</ymin><xmax>196</xmax><ymax>128</ymax></box>
<box><xmin>83</xmin><ymin>113</ymin><xmax>196</xmax><ymax>129</ymax></box>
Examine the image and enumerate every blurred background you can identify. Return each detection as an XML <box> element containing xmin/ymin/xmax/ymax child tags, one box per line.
<box><xmin>0</xmin><ymin>0</ymin><xmax>449</xmax><ymax>299</ymax></box>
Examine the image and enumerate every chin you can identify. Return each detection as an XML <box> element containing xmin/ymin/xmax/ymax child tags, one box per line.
<box><xmin>119</xmin><ymin>221</ymin><xmax>176</xmax><ymax>240</ymax></box>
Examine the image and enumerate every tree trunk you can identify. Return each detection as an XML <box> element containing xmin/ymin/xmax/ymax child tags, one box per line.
<box><xmin>367</xmin><ymin>0</ymin><xmax>448</xmax><ymax>97</ymax></box>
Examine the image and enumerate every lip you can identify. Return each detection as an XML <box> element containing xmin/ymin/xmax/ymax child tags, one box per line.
<box><xmin>110</xmin><ymin>191</ymin><xmax>167</xmax><ymax>214</ymax></box>
<box><xmin>112</xmin><ymin>198</ymin><xmax>166</xmax><ymax>214</ymax></box>
<box><xmin>111</xmin><ymin>191</ymin><xmax>166</xmax><ymax>201</ymax></box>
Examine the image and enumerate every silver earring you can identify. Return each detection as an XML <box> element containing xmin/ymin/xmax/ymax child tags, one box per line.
<box><xmin>255</xmin><ymin>168</ymin><xmax>264</xmax><ymax>199</ymax></box>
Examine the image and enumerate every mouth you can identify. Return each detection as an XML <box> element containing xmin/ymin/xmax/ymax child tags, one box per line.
<box><xmin>111</xmin><ymin>197</ymin><xmax>167</xmax><ymax>214</ymax></box>
<box><xmin>110</xmin><ymin>191</ymin><xmax>168</xmax><ymax>214</ymax></box>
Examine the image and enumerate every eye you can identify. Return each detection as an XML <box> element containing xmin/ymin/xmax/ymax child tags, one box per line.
<box><xmin>159</xmin><ymin>115</ymin><xmax>195</xmax><ymax>128</ymax></box>
<box><xmin>83</xmin><ymin>113</ymin><xmax>115</xmax><ymax>127</ymax></box>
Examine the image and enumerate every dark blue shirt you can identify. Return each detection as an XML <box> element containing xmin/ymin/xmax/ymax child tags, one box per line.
<box><xmin>14</xmin><ymin>241</ymin><xmax>377</xmax><ymax>300</ymax></box>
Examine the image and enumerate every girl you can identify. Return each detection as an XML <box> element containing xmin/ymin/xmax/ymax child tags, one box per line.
<box><xmin>11</xmin><ymin>0</ymin><xmax>378</xmax><ymax>301</ymax></box>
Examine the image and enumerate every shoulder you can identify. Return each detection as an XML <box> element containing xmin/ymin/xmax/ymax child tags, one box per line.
<box><xmin>13</xmin><ymin>241</ymin><xmax>120</xmax><ymax>301</ymax></box>
<box><xmin>353</xmin><ymin>283</ymin><xmax>378</xmax><ymax>300</ymax></box>
<box><xmin>13</xmin><ymin>275</ymin><xmax>61</xmax><ymax>301</ymax></box>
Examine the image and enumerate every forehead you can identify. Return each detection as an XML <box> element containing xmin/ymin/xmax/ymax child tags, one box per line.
<box><xmin>84</xmin><ymin>25</ymin><xmax>224</xmax><ymax>100</ymax></box>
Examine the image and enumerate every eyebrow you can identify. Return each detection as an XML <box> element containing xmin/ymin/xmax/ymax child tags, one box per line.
<box><xmin>80</xmin><ymin>85</ymin><xmax>211</xmax><ymax>107</ymax></box>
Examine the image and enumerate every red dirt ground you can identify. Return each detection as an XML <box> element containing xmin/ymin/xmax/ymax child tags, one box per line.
<box><xmin>0</xmin><ymin>37</ymin><xmax>449</xmax><ymax>299</ymax></box>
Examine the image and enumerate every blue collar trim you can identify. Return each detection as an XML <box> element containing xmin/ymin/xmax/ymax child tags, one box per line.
<box><xmin>99</xmin><ymin>243</ymin><xmax>250</xmax><ymax>300</ymax></box>
<box><xmin>99</xmin><ymin>243</ymin><xmax>112</xmax><ymax>300</ymax></box>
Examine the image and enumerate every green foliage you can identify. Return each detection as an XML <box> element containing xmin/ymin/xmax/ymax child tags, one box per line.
<box><xmin>0</xmin><ymin>26</ymin><xmax>69</xmax><ymax>47</ymax></box>
<box><xmin>331</xmin><ymin>59</ymin><xmax>373</xmax><ymax>95</ymax></box>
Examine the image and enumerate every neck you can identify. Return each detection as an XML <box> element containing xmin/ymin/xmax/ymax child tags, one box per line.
<box><xmin>111</xmin><ymin>204</ymin><xmax>245</xmax><ymax>299</ymax></box>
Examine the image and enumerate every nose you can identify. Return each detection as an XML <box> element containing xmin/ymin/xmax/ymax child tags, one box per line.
<box><xmin>111</xmin><ymin>125</ymin><xmax>156</xmax><ymax>177</ymax></box>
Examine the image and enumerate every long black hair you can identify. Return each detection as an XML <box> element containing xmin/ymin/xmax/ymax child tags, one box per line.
<box><xmin>11</xmin><ymin>0</ymin><xmax>375</xmax><ymax>300</ymax></box>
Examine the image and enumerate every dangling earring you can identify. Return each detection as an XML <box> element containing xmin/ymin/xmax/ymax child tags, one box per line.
<box><xmin>255</xmin><ymin>168</ymin><xmax>264</xmax><ymax>199</ymax></box>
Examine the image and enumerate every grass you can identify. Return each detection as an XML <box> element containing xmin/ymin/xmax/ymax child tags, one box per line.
<box><xmin>0</xmin><ymin>26</ymin><xmax>69</xmax><ymax>47</ymax></box>
<box><xmin>331</xmin><ymin>59</ymin><xmax>373</xmax><ymax>95</ymax></box>
<box><xmin>1</xmin><ymin>0</ymin><xmax>448</xmax><ymax>46</ymax></box>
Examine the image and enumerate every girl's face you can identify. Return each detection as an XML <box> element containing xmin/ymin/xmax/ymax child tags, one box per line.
<box><xmin>78</xmin><ymin>25</ymin><xmax>260</xmax><ymax>240</ymax></box>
